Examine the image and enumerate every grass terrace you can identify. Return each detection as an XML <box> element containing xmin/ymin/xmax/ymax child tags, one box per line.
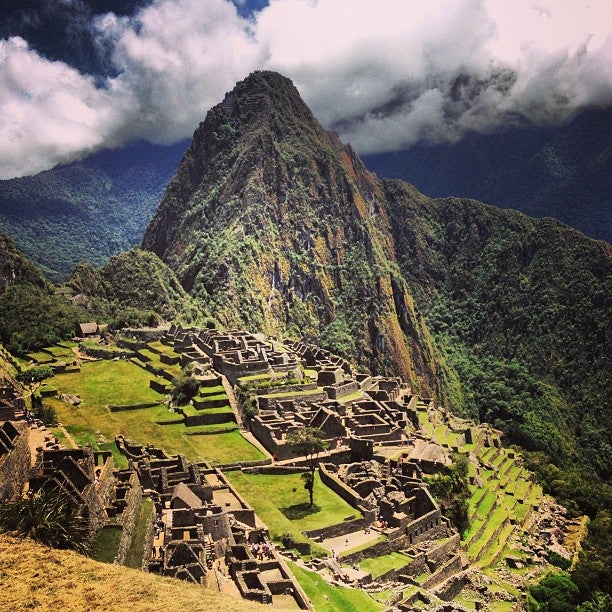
<box><xmin>48</xmin><ymin>366</ymin><xmax>263</xmax><ymax>465</ymax></box>
<box><xmin>287</xmin><ymin>562</ymin><xmax>383</xmax><ymax>612</ymax></box>
<box><xmin>53</xmin><ymin>360</ymin><xmax>162</xmax><ymax>408</ymax></box>
<box><xmin>358</xmin><ymin>551</ymin><xmax>412</xmax><ymax>578</ymax></box>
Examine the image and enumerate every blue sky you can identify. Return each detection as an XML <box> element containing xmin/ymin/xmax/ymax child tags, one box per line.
<box><xmin>0</xmin><ymin>0</ymin><xmax>610</xmax><ymax>179</ymax></box>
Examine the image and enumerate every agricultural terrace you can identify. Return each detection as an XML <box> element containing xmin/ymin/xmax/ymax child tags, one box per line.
<box><xmin>48</xmin><ymin>360</ymin><xmax>264</xmax><ymax>465</ymax></box>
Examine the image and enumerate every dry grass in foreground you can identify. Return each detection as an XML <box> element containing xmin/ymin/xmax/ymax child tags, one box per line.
<box><xmin>0</xmin><ymin>534</ymin><xmax>265</xmax><ymax>612</ymax></box>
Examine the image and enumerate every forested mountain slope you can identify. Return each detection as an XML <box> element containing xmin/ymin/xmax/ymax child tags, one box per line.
<box><xmin>0</xmin><ymin>142</ymin><xmax>185</xmax><ymax>281</ymax></box>
<box><xmin>142</xmin><ymin>71</ymin><xmax>440</xmax><ymax>393</ymax></box>
<box><xmin>384</xmin><ymin>182</ymin><xmax>611</xmax><ymax>477</ymax></box>
<box><xmin>142</xmin><ymin>71</ymin><xmax>610</xmax><ymax>480</ymax></box>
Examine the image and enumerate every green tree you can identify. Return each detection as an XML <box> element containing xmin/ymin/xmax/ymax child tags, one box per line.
<box><xmin>0</xmin><ymin>490</ymin><xmax>91</xmax><ymax>554</ymax></box>
<box><xmin>529</xmin><ymin>572</ymin><xmax>579</xmax><ymax>612</ymax></box>
<box><xmin>424</xmin><ymin>453</ymin><xmax>471</xmax><ymax>536</ymax></box>
<box><xmin>170</xmin><ymin>371</ymin><xmax>200</xmax><ymax>406</ymax></box>
<box><xmin>16</xmin><ymin>366</ymin><xmax>53</xmax><ymax>402</ymax></box>
<box><xmin>285</xmin><ymin>427</ymin><xmax>329</xmax><ymax>507</ymax></box>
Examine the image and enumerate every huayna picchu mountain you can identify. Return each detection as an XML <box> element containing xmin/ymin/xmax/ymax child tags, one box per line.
<box><xmin>142</xmin><ymin>71</ymin><xmax>610</xmax><ymax>477</ymax></box>
<box><xmin>142</xmin><ymin>71</ymin><xmax>440</xmax><ymax>394</ymax></box>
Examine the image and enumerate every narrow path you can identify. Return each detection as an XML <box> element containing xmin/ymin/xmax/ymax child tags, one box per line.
<box><xmin>57</xmin><ymin>423</ymin><xmax>79</xmax><ymax>448</ymax></box>
<box><xmin>221</xmin><ymin>374</ymin><xmax>243</xmax><ymax>427</ymax></box>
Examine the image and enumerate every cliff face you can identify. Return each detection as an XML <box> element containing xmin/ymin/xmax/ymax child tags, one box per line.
<box><xmin>384</xmin><ymin>181</ymin><xmax>611</xmax><ymax>476</ymax></box>
<box><xmin>142</xmin><ymin>71</ymin><xmax>438</xmax><ymax>391</ymax></box>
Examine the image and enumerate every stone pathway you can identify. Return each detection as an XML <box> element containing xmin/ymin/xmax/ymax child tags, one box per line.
<box><xmin>320</xmin><ymin>528</ymin><xmax>382</xmax><ymax>554</ymax></box>
<box><xmin>221</xmin><ymin>375</ymin><xmax>271</xmax><ymax>459</ymax></box>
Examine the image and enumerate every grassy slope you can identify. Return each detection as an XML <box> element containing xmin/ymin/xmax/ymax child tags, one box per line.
<box><xmin>0</xmin><ymin>535</ymin><xmax>264</xmax><ymax>612</ymax></box>
<box><xmin>50</xmin><ymin>361</ymin><xmax>264</xmax><ymax>464</ymax></box>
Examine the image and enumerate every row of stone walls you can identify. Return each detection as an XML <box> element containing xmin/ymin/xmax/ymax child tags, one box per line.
<box><xmin>422</xmin><ymin>553</ymin><xmax>463</xmax><ymax>589</ymax></box>
<box><xmin>406</xmin><ymin>510</ymin><xmax>444</xmax><ymax>544</ymax></box>
<box><xmin>258</xmin><ymin>392</ymin><xmax>327</xmax><ymax>410</ymax></box>
<box><xmin>114</xmin><ymin>472</ymin><xmax>143</xmax><ymax>565</ymax></box>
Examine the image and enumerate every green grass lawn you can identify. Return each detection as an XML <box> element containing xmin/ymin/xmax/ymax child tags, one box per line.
<box><xmin>288</xmin><ymin>562</ymin><xmax>383</xmax><ymax>612</ymax></box>
<box><xmin>54</xmin><ymin>360</ymin><xmax>162</xmax><ymax>407</ymax></box>
<box><xmin>26</xmin><ymin>351</ymin><xmax>54</xmax><ymax>363</ymax></box>
<box><xmin>358</xmin><ymin>551</ymin><xmax>412</xmax><ymax>578</ymax></box>
<box><xmin>48</xmin><ymin>360</ymin><xmax>264</xmax><ymax>464</ymax></box>
<box><xmin>196</xmin><ymin>385</ymin><xmax>226</xmax><ymax>396</ymax></box>
<box><xmin>148</xmin><ymin>340</ymin><xmax>178</xmax><ymax>356</ymax></box>
<box><xmin>125</xmin><ymin>497</ymin><xmax>154</xmax><ymax>569</ymax></box>
<box><xmin>225</xmin><ymin>471</ymin><xmax>316</xmax><ymax>553</ymax></box>
<box><xmin>226</xmin><ymin>471</ymin><xmax>359</xmax><ymax>533</ymax></box>
<box><xmin>90</xmin><ymin>525</ymin><xmax>123</xmax><ymax>564</ymax></box>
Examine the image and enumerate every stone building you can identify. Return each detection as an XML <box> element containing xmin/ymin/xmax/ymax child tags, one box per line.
<box><xmin>0</xmin><ymin>421</ymin><xmax>30</xmax><ymax>501</ymax></box>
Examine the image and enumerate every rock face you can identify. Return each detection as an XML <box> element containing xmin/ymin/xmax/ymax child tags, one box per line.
<box><xmin>142</xmin><ymin>71</ymin><xmax>439</xmax><ymax>392</ymax></box>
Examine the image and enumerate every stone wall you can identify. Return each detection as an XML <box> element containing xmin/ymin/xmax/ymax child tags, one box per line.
<box><xmin>0</xmin><ymin>422</ymin><xmax>30</xmax><ymax>501</ymax></box>
<box><xmin>184</xmin><ymin>411</ymin><xmax>236</xmax><ymax>426</ymax></box>
<box><xmin>425</xmin><ymin>534</ymin><xmax>461</xmax><ymax>565</ymax></box>
<box><xmin>257</xmin><ymin>392</ymin><xmax>327</xmax><ymax>410</ymax></box>
<box><xmin>422</xmin><ymin>554</ymin><xmax>463</xmax><ymax>589</ymax></box>
<box><xmin>114</xmin><ymin>471</ymin><xmax>143</xmax><ymax>565</ymax></box>
<box><xmin>433</xmin><ymin>570</ymin><xmax>469</xmax><ymax>601</ymax></box>
<box><xmin>319</xmin><ymin>463</ymin><xmax>374</xmax><ymax>511</ymax></box>
<box><xmin>342</xmin><ymin>532</ymin><xmax>410</xmax><ymax>565</ymax></box>
<box><xmin>303</xmin><ymin>516</ymin><xmax>372</xmax><ymax>541</ymax></box>
<box><xmin>109</xmin><ymin>402</ymin><xmax>162</xmax><ymax>412</ymax></box>
<box><xmin>141</xmin><ymin>499</ymin><xmax>157</xmax><ymax>571</ymax></box>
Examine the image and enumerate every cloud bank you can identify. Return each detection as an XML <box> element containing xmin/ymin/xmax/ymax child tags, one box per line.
<box><xmin>0</xmin><ymin>0</ymin><xmax>610</xmax><ymax>178</ymax></box>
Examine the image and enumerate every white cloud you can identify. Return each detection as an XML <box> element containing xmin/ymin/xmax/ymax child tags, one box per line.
<box><xmin>0</xmin><ymin>36</ymin><xmax>119</xmax><ymax>179</ymax></box>
<box><xmin>0</xmin><ymin>0</ymin><xmax>610</xmax><ymax>177</ymax></box>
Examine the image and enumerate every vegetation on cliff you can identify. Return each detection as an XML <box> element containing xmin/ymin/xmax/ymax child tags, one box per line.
<box><xmin>142</xmin><ymin>71</ymin><xmax>439</xmax><ymax>392</ymax></box>
<box><xmin>384</xmin><ymin>183</ymin><xmax>611</xmax><ymax>479</ymax></box>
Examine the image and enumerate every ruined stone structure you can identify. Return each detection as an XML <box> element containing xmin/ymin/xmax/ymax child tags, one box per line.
<box><xmin>119</xmin><ymin>436</ymin><xmax>308</xmax><ymax>608</ymax></box>
<box><xmin>28</xmin><ymin>447</ymin><xmax>115</xmax><ymax>542</ymax></box>
<box><xmin>0</xmin><ymin>421</ymin><xmax>30</xmax><ymax>501</ymax></box>
<box><xmin>166</xmin><ymin>325</ymin><xmax>298</xmax><ymax>384</ymax></box>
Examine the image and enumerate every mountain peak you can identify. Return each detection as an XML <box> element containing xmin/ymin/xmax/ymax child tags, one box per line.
<box><xmin>218</xmin><ymin>71</ymin><xmax>314</xmax><ymax>125</ymax></box>
<box><xmin>142</xmin><ymin>73</ymin><xmax>438</xmax><ymax>391</ymax></box>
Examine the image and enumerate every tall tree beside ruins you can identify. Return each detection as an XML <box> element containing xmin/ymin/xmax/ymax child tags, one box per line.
<box><xmin>285</xmin><ymin>427</ymin><xmax>328</xmax><ymax>507</ymax></box>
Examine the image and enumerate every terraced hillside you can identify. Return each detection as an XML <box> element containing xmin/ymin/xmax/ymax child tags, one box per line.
<box><xmin>15</xmin><ymin>328</ymin><xmax>583</xmax><ymax>611</ymax></box>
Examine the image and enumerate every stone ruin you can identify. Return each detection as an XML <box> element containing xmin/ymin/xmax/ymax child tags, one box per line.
<box><xmin>0</xmin><ymin>420</ymin><xmax>30</xmax><ymax>501</ymax></box>
<box><xmin>118</xmin><ymin>436</ymin><xmax>309</xmax><ymax>608</ymax></box>
<box><xmin>165</xmin><ymin>325</ymin><xmax>298</xmax><ymax>384</ymax></box>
